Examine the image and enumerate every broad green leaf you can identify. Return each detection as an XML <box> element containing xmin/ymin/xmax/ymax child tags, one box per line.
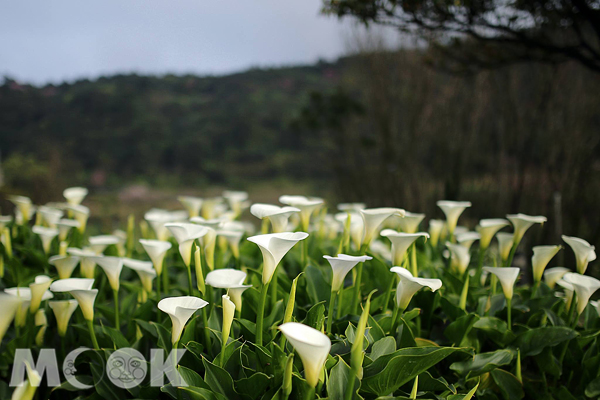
<box><xmin>370</xmin><ymin>337</ymin><xmax>396</xmax><ymax>361</ymax></box>
<box><xmin>417</xmin><ymin>371</ymin><xmax>456</xmax><ymax>394</ymax></box>
<box><xmin>102</xmin><ymin>325</ymin><xmax>129</xmax><ymax>349</ymax></box>
<box><xmin>178</xmin><ymin>365</ymin><xmax>209</xmax><ymax>388</ymax></box>
<box><xmin>202</xmin><ymin>357</ymin><xmax>237</xmax><ymax>399</ymax></box>
<box><xmin>586</xmin><ymin>376</ymin><xmax>600</xmax><ymax>398</ymax></box>
<box><xmin>327</xmin><ymin>356</ymin><xmax>360</xmax><ymax>400</ymax></box>
<box><xmin>491</xmin><ymin>369</ymin><xmax>524</xmax><ymax>400</ymax></box>
<box><xmin>447</xmin><ymin>379</ymin><xmax>479</xmax><ymax>400</ymax></box>
<box><xmin>235</xmin><ymin>372</ymin><xmax>271</xmax><ymax>400</ymax></box>
<box><xmin>305</xmin><ymin>265</ymin><xmax>330</xmax><ymax>304</ymax></box>
<box><xmin>362</xmin><ymin>346</ymin><xmax>471</xmax><ymax>396</ymax></box>
<box><xmin>450</xmin><ymin>349</ymin><xmax>513</xmax><ymax>378</ymax></box>
<box><xmin>514</xmin><ymin>327</ymin><xmax>578</xmax><ymax>356</ymax></box>
<box><xmin>304</xmin><ymin>301</ymin><xmax>326</xmax><ymax>330</ymax></box>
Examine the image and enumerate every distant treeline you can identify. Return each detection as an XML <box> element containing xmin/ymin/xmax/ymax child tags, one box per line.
<box><xmin>1</xmin><ymin>49</ymin><xmax>599</xmax><ymax>258</ymax></box>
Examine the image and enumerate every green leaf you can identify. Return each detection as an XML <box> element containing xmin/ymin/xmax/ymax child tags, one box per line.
<box><xmin>305</xmin><ymin>265</ymin><xmax>330</xmax><ymax>304</ymax></box>
<box><xmin>202</xmin><ymin>357</ymin><xmax>237</xmax><ymax>399</ymax></box>
<box><xmin>362</xmin><ymin>346</ymin><xmax>471</xmax><ymax>396</ymax></box>
<box><xmin>102</xmin><ymin>325</ymin><xmax>129</xmax><ymax>349</ymax></box>
<box><xmin>162</xmin><ymin>384</ymin><xmax>228</xmax><ymax>400</ymax></box>
<box><xmin>370</xmin><ymin>337</ymin><xmax>396</xmax><ymax>361</ymax></box>
<box><xmin>235</xmin><ymin>372</ymin><xmax>271</xmax><ymax>400</ymax></box>
<box><xmin>491</xmin><ymin>369</ymin><xmax>524</xmax><ymax>400</ymax></box>
<box><xmin>304</xmin><ymin>301</ymin><xmax>326</xmax><ymax>331</ymax></box>
<box><xmin>445</xmin><ymin>313</ymin><xmax>479</xmax><ymax>348</ymax></box>
<box><xmin>327</xmin><ymin>357</ymin><xmax>360</xmax><ymax>400</ymax></box>
<box><xmin>450</xmin><ymin>349</ymin><xmax>513</xmax><ymax>378</ymax></box>
<box><xmin>586</xmin><ymin>376</ymin><xmax>600</xmax><ymax>398</ymax></box>
<box><xmin>178</xmin><ymin>365</ymin><xmax>209</xmax><ymax>388</ymax></box>
<box><xmin>447</xmin><ymin>379</ymin><xmax>479</xmax><ymax>400</ymax></box>
<box><xmin>514</xmin><ymin>327</ymin><xmax>578</xmax><ymax>356</ymax></box>
<box><xmin>417</xmin><ymin>371</ymin><xmax>456</xmax><ymax>394</ymax></box>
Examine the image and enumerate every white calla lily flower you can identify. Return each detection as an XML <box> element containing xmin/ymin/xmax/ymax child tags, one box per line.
<box><xmin>48</xmin><ymin>300</ymin><xmax>79</xmax><ymax>337</ymax></box>
<box><xmin>223</xmin><ymin>190</ymin><xmax>249</xmax><ymax>216</ymax></box>
<box><xmin>66</xmin><ymin>205</ymin><xmax>89</xmax><ymax>233</ymax></box>
<box><xmin>63</xmin><ymin>187</ymin><xmax>88</xmax><ymax>206</ymax></box>
<box><xmin>247</xmin><ymin>232</ymin><xmax>309</xmax><ymax>284</ymax></box>
<box><xmin>228</xmin><ymin>285</ymin><xmax>252</xmax><ymax>312</ymax></box>
<box><xmin>507</xmin><ymin>214</ymin><xmax>547</xmax><ymax>245</ymax></box>
<box><xmin>5</xmin><ymin>287</ymin><xmax>53</xmax><ymax>327</ymax></box>
<box><xmin>390</xmin><ymin>267</ymin><xmax>442</xmax><ymax>310</ymax></box>
<box><xmin>0</xmin><ymin>293</ymin><xmax>21</xmax><ymax>343</ymax></box>
<box><xmin>562</xmin><ymin>235</ymin><xmax>596</xmax><ymax>274</ymax></box>
<box><xmin>122</xmin><ymin>258</ymin><xmax>156</xmax><ymax>294</ymax></box>
<box><xmin>557</xmin><ymin>279</ymin><xmax>575</xmax><ymax>309</ymax></box>
<box><xmin>178</xmin><ymin>196</ymin><xmax>203</xmax><ymax>218</ymax></box>
<box><xmin>88</xmin><ymin>235</ymin><xmax>120</xmax><ymax>255</ymax></box>
<box><xmin>397</xmin><ymin>211</ymin><xmax>425</xmax><ymax>234</ymax></box>
<box><xmin>29</xmin><ymin>275</ymin><xmax>53</xmax><ymax>313</ymax></box>
<box><xmin>158</xmin><ymin>296</ymin><xmax>209</xmax><ymax>344</ymax></box>
<box><xmin>221</xmin><ymin>295</ymin><xmax>236</xmax><ymax>345</ymax></box>
<box><xmin>34</xmin><ymin>309</ymin><xmax>47</xmax><ymax>345</ymax></box>
<box><xmin>32</xmin><ymin>226</ymin><xmax>59</xmax><ymax>254</ymax></box>
<box><xmin>139</xmin><ymin>239</ymin><xmax>172</xmax><ymax>276</ymax></box>
<box><xmin>9</xmin><ymin>195</ymin><xmax>33</xmax><ymax>223</ymax></box>
<box><xmin>48</xmin><ymin>255</ymin><xmax>80</xmax><ymax>279</ymax></box>
<box><xmin>38</xmin><ymin>206</ymin><xmax>63</xmax><ymax>228</ymax></box>
<box><xmin>476</xmin><ymin>219</ymin><xmax>510</xmax><ymax>250</ymax></box>
<box><xmin>250</xmin><ymin>204</ymin><xmax>301</xmax><ymax>233</ymax></box>
<box><xmin>380</xmin><ymin>230</ymin><xmax>429</xmax><ymax>266</ymax></box>
<box><xmin>56</xmin><ymin>219</ymin><xmax>80</xmax><ymax>241</ymax></box>
<box><xmin>200</xmin><ymin>197</ymin><xmax>224</xmax><ymax>220</ymax></box>
<box><xmin>89</xmin><ymin>256</ymin><xmax>123</xmax><ymax>291</ymax></box>
<box><xmin>563</xmin><ymin>272</ymin><xmax>600</xmax><ymax>315</ymax></box>
<box><xmin>360</xmin><ymin>208</ymin><xmax>405</xmax><ymax>248</ymax></box>
<box><xmin>446</xmin><ymin>242</ymin><xmax>471</xmax><ymax>275</ymax></box>
<box><xmin>544</xmin><ymin>267</ymin><xmax>570</xmax><ymax>289</ymax></box>
<box><xmin>323</xmin><ymin>254</ymin><xmax>372</xmax><ymax>292</ymax></box>
<box><xmin>0</xmin><ymin>215</ymin><xmax>12</xmax><ymax>232</ymax></box>
<box><xmin>205</xmin><ymin>268</ymin><xmax>247</xmax><ymax>288</ymax></box>
<box><xmin>278</xmin><ymin>322</ymin><xmax>331</xmax><ymax>388</ymax></box>
<box><xmin>531</xmin><ymin>245</ymin><xmax>562</xmax><ymax>282</ymax></box>
<box><xmin>496</xmin><ymin>233</ymin><xmax>515</xmax><ymax>263</ymax></box>
<box><xmin>279</xmin><ymin>195</ymin><xmax>324</xmax><ymax>230</ymax></box>
<box><xmin>428</xmin><ymin>219</ymin><xmax>445</xmax><ymax>247</ymax></box>
<box><xmin>165</xmin><ymin>223</ymin><xmax>209</xmax><ymax>267</ymax></box>
<box><xmin>436</xmin><ymin>201</ymin><xmax>471</xmax><ymax>236</ymax></box>
<box><xmin>217</xmin><ymin>230</ymin><xmax>244</xmax><ymax>259</ymax></box>
<box><xmin>456</xmin><ymin>232</ymin><xmax>480</xmax><ymax>250</ymax></box>
<box><xmin>483</xmin><ymin>267</ymin><xmax>520</xmax><ymax>300</ymax></box>
<box><xmin>66</xmin><ymin>247</ymin><xmax>97</xmax><ymax>279</ymax></box>
<box><xmin>50</xmin><ymin>278</ymin><xmax>97</xmax><ymax>321</ymax></box>
<box><xmin>338</xmin><ymin>203</ymin><xmax>366</xmax><ymax>212</ymax></box>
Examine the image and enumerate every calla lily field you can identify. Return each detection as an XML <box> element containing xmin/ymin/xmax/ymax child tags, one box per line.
<box><xmin>1</xmin><ymin>189</ymin><xmax>600</xmax><ymax>400</ymax></box>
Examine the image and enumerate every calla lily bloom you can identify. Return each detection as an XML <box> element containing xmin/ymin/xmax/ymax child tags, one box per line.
<box><xmin>228</xmin><ymin>285</ymin><xmax>252</xmax><ymax>312</ymax></box>
<box><xmin>507</xmin><ymin>214</ymin><xmax>547</xmax><ymax>245</ymax></box>
<box><xmin>557</xmin><ymin>279</ymin><xmax>575</xmax><ymax>309</ymax></box>
<box><xmin>190</xmin><ymin>219</ymin><xmax>220</xmax><ymax>270</ymax></box>
<box><xmin>139</xmin><ymin>239</ymin><xmax>172</xmax><ymax>276</ymax></box>
<box><xmin>436</xmin><ymin>201</ymin><xmax>471</xmax><ymax>237</ymax></box>
<box><xmin>145</xmin><ymin>209</ymin><xmax>188</xmax><ymax>241</ymax></box>
<box><xmin>476</xmin><ymin>219</ymin><xmax>510</xmax><ymax>250</ymax></box>
<box><xmin>66</xmin><ymin>205</ymin><xmax>89</xmax><ymax>233</ymax></box>
<box><xmin>178</xmin><ymin>196</ymin><xmax>203</xmax><ymax>218</ymax></box>
<box><xmin>63</xmin><ymin>187</ymin><xmax>88</xmax><ymax>206</ymax></box>
<box><xmin>10</xmin><ymin>361</ymin><xmax>42</xmax><ymax>400</ymax></box>
<box><xmin>220</xmin><ymin>295</ymin><xmax>236</xmax><ymax>365</ymax></box>
<box><xmin>360</xmin><ymin>208</ymin><xmax>405</xmax><ymax>248</ymax></box>
<box><xmin>0</xmin><ymin>293</ymin><xmax>21</xmax><ymax>343</ymax></box>
<box><xmin>223</xmin><ymin>190</ymin><xmax>249</xmax><ymax>217</ymax></box>
<box><xmin>563</xmin><ymin>272</ymin><xmax>600</xmax><ymax>315</ymax></box>
<box><xmin>66</xmin><ymin>247</ymin><xmax>97</xmax><ymax>279</ymax></box>
<box><xmin>497</xmin><ymin>233</ymin><xmax>515</xmax><ymax>263</ymax></box>
<box><xmin>0</xmin><ymin>215</ymin><xmax>12</xmax><ymax>232</ymax></box>
<box><xmin>456</xmin><ymin>232</ymin><xmax>480</xmax><ymax>249</ymax></box>
<box><xmin>428</xmin><ymin>219</ymin><xmax>444</xmax><ymax>248</ymax></box>
<box><xmin>50</xmin><ymin>278</ymin><xmax>96</xmax><ymax>321</ymax></box>
<box><xmin>247</xmin><ymin>232</ymin><xmax>309</xmax><ymax>284</ymax></box>
<box><xmin>544</xmin><ymin>267</ymin><xmax>570</xmax><ymax>289</ymax></box>
<box><xmin>201</xmin><ymin>197</ymin><xmax>224</xmax><ymax>220</ymax></box>
<box><xmin>165</xmin><ymin>223</ymin><xmax>209</xmax><ymax>267</ymax></box>
<box><xmin>335</xmin><ymin>212</ymin><xmax>364</xmax><ymax>250</ymax></box>
<box><xmin>32</xmin><ymin>226</ymin><xmax>59</xmax><ymax>254</ymax></box>
<box><xmin>278</xmin><ymin>322</ymin><xmax>331</xmax><ymax>388</ymax></box>
<box><xmin>324</xmin><ymin>254</ymin><xmax>373</xmax><ymax>292</ymax></box>
<box><xmin>34</xmin><ymin>309</ymin><xmax>47</xmax><ymax>346</ymax></box>
<box><xmin>122</xmin><ymin>258</ymin><xmax>156</xmax><ymax>297</ymax></box>
<box><xmin>531</xmin><ymin>245</ymin><xmax>562</xmax><ymax>283</ymax></box>
<box><xmin>48</xmin><ymin>255</ymin><xmax>80</xmax><ymax>279</ymax></box>
<box><xmin>56</xmin><ymin>219</ymin><xmax>80</xmax><ymax>241</ymax></box>
<box><xmin>112</xmin><ymin>230</ymin><xmax>127</xmax><ymax>257</ymax></box>
<box><xmin>250</xmin><ymin>204</ymin><xmax>300</xmax><ymax>233</ymax></box>
<box><xmin>48</xmin><ymin>300</ymin><xmax>78</xmax><ymax>337</ymax></box>
<box><xmin>338</xmin><ymin>203</ymin><xmax>366</xmax><ymax>212</ymax></box>
<box><xmin>398</xmin><ymin>212</ymin><xmax>425</xmax><ymax>234</ymax></box>
<box><xmin>562</xmin><ymin>235</ymin><xmax>596</xmax><ymax>274</ymax></box>
<box><xmin>38</xmin><ymin>206</ymin><xmax>63</xmax><ymax>228</ymax></box>
<box><xmin>390</xmin><ymin>267</ymin><xmax>442</xmax><ymax>310</ymax></box>
<box><xmin>5</xmin><ymin>287</ymin><xmax>53</xmax><ymax>327</ymax></box>
<box><xmin>88</xmin><ymin>235</ymin><xmax>120</xmax><ymax>255</ymax></box>
<box><xmin>217</xmin><ymin>229</ymin><xmax>244</xmax><ymax>259</ymax></box>
<box><xmin>29</xmin><ymin>275</ymin><xmax>53</xmax><ymax>314</ymax></box>
<box><xmin>206</xmin><ymin>268</ymin><xmax>247</xmax><ymax>288</ymax></box>
<box><xmin>9</xmin><ymin>195</ymin><xmax>33</xmax><ymax>223</ymax></box>
<box><xmin>279</xmin><ymin>195</ymin><xmax>324</xmax><ymax>230</ymax></box>
<box><xmin>380</xmin><ymin>230</ymin><xmax>429</xmax><ymax>266</ymax></box>
<box><xmin>89</xmin><ymin>256</ymin><xmax>123</xmax><ymax>291</ymax></box>
<box><xmin>484</xmin><ymin>267</ymin><xmax>520</xmax><ymax>300</ymax></box>
<box><xmin>158</xmin><ymin>296</ymin><xmax>209</xmax><ymax>344</ymax></box>
<box><xmin>446</xmin><ymin>242</ymin><xmax>471</xmax><ymax>275</ymax></box>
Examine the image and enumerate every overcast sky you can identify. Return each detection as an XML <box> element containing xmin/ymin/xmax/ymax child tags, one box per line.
<box><xmin>0</xmin><ymin>0</ymin><xmax>375</xmax><ymax>85</ymax></box>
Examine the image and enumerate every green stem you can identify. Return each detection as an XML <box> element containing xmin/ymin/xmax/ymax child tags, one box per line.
<box><xmin>113</xmin><ymin>289</ymin><xmax>120</xmax><ymax>328</ymax></box>
<box><xmin>186</xmin><ymin>264</ymin><xmax>194</xmax><ymax>296</ymax></box>
<box><xmin>163</xmin><ymin>266</ymin><xmax>169</xmax><ymax>295</ymax></box>
<box><xmin>305</xmin><ymin>386</ymin><xmax>316</xmax><ymax>400</ymax></box>
<box><xmin>202</xmin><ymin>307</ymin><xmax>211</xmax><ymax>354</ymax></box>
<box><xmin>382</xmin><ymin>277</ymin><xmax>395</xmax><ymax>312</ymax></box>
<box><xmin>476</xmin><ymin>247</ymin><xmax>485</xmax><ymax>283</ymax></box>
<box><xmin>351</xmin><ymin>263</ymin><xmax>363</xmax><ymax>315</ymax></box>
<box><xmin>390</xmin><ymin>306</ymin><xmax>405</xmax><ymax>335</ymax></box>
<box><xmin>336</xmin><ymin>287</ymin><xmax>344</xmax><ymax>319</ymax></box>
<box><xmin>531</xmin><ymin>281</ymin><xmax>540</xmax><ymax>299</ymax></box>
<box><xmin>271</xmin><ymin>270</ymin><xmax>278</xmax><ymax>310</ymax></box>
<box><xmin>156</xmin><ymin>271</ymin><xmax>162</xmax><ymax>300</ymax></box>
<box><xmin>327</xmin><ymin>290</ymin><xmax>337</xmax><ymax>334</ymax></box>
<box><xmin>410</xmin><ymin>243</ymin><xmax>417</xmax><ymax>276</ymax></box>
<box><xmin>567</xmin><ymin>292</ymin><xmax>578</xmax><ymax>327</ymax></box>
<box><xmin>87</xmin><ymin>319</ymin><xmax>100</xmax><ymax>350</ymax></box>
<box><xmin>256</xmin><ymin>281</ymin><xmax>270</xmax><ymax>346</ymax></box>
<box><xmin>507</xmin><ymin>297</ymin><xmax>512</xmax><ymax>331</ymax></box>
<box><xmin>505</xmin><ymin>243</ymin><xmax>518</xmax><ymax>268</ymax></box>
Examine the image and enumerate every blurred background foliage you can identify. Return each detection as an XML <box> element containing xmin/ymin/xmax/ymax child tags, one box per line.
<box><xmin>0</xmin><ymin>33</ymin><xmax>599</xmax><ymax>255</ymax></box>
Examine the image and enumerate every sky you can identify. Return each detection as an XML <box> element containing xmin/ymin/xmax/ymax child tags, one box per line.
<box><xmin>0</xmin><ymin>0</ymin><xmax>373</xmax><ymax>85</ymax></box>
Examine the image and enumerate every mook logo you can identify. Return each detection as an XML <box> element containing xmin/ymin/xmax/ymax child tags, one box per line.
<box><xmin>10</xmin><ymin>347</ymin><xmax>187</xmax><ymax>389</ymax></box>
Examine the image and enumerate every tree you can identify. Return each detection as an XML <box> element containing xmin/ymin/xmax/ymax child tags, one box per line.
<box><xmin>323</xmin><ymin>0</ymin><xmax>600</xmax><ymax>73</ymax></box>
